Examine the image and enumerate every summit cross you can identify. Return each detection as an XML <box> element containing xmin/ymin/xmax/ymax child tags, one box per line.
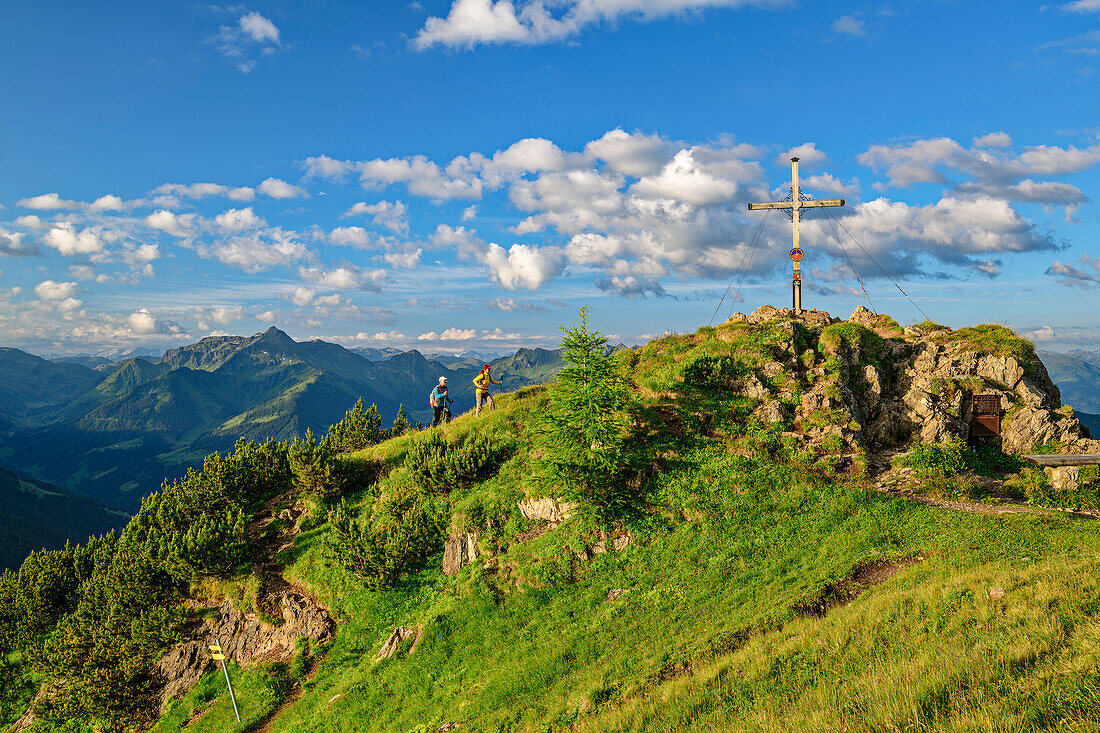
<box><xmin>748</xmin><ymin>157</ymin><xmax>845</xmax><ymax>313</ymax></box>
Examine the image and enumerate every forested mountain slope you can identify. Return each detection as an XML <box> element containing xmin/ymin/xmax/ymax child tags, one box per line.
<box><xmin>4</xmin><ymin>307</ymin><xmax>1100</xmax><ymax>732</ymax></box>
<box><xmin>0</xmin><ymin>466</ymin><xmax>128</xmax><ymax>571</ymax></box>
<box><xmin>0</xmin><ymin>329</ymin><xmax>563</xmax><ymax>514</ymax></box>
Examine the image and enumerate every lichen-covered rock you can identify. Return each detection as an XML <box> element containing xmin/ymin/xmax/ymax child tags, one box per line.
<box><xmin>759</xmin><ymin>400</ymin><xmax>790</xmax><ymax>424</ymax></box>
<box><xmin>849</xmin><ymin>305</ymin><xmax>879</xmax><ymax>327</ymax></box>
<box><xmin>977</xmin><ymin>354</ymin><xmax>1025</xmax><ymax>388</ymax></box>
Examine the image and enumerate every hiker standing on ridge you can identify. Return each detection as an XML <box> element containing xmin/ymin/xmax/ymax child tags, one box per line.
<box><xmin>473</xmin><ymin>364</ymin><xmax>502</xmax><ymax>417</ymax></box>
<box><xmin>431</xmin><ymin>377</ymin><xmax>453</xmax><ymax>427</ymax></box>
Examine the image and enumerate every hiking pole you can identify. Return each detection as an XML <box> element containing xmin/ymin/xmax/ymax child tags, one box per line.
<box><xmin>210</xmin><ymin>637</ymin><xmax>241</xmax><ymax>722</ymax></box>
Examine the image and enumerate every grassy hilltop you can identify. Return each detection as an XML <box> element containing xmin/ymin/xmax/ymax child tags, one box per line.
<box><xmin>4</xmin><ymin>310</ymin><xmax>1100</xmax><ymax>732</ymax></box>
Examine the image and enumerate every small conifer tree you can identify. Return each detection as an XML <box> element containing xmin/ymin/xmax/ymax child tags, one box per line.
<box><xmin>391</xmin><ymin>404</ymin><xmax>411</xmax><ymax>437</ymax></box>
<box><xmin>536</xmin><ymin>307</ymin><xmax>633</xmax><ymax>517</ymax></box>
<box><xmin>327</xmin><ymin>399</ymin><xmax>383</xmax><ymax>453</ymax></box>
<box><xmin>288</xmin><ymin>428</ymin><xmax>342</xmax><ymax>499</ymax></box>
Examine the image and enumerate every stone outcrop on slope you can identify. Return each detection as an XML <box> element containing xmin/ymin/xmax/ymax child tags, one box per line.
<box><xmin>148</xmin><ymin>592</ymin><xmax>334</xmax><ymax>713</ymax></box>
<box><xmin>726</xmin><ymin>305</ymin><xmax>1098</xmax><ymax>457</ymax></box>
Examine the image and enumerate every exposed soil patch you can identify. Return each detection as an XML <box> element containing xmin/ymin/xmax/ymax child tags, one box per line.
<box><xmin>796</xmin><ymin>553</ymin><xmax>926</xmax><ymax>618</ymax></box>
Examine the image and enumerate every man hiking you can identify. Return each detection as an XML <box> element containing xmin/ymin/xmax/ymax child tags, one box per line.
<box><xmin>431</xmin><ymin>376</ymin><xmax>453</xmax><ymax>427</ymax></box>
<box><xmin>473</xmin><ymin>364</ymin><xmax>502</xmax><ymax>417</ymax></box>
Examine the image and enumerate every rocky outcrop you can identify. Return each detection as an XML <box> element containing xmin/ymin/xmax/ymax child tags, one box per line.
<box><xmin>378</xmin><ymin>626</ymin><xmax>421</xmax><ymax>659</ymax></box>
<box><xmin>146</xmin><ymin>489</ymin><xmax>335</xmax><ymax>715</ymax></box>
<box><xmin>443</xmin><ymin>532</ymin><xmax>478</xmax><ymax>576</ymax></box>
<box><xmin>149</xmin><ymin>592</ymin><xmax>334</xmax><ymax>712</ymax></box>
<box><xmin>518</xmin><ymin>498</ymin><xmax>577</xmax><ymax>524</ymax></box>
<box><xmin>730</xmin><ymin>304</ymin><xmax>841</xmax><ymax>329</ymax></box>
<box><xmin>728</xmin><ymin>305</ymin><xmax>1098</xmax><ymax>459</ymax></box>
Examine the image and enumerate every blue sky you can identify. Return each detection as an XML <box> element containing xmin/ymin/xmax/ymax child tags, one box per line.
<box><xmin>1</xmin><ymin>0</ymin><xmax>1099</xmax><ymax>356</ymax></box>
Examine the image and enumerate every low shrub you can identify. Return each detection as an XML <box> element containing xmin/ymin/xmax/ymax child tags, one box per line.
<box><xmin>897</xmin><ymin>437</ymin><xmax>969</xmax><ymax>477</ymax></box>
<box><xmin>321</xmin><ymin>485</ymin><xmax>446</xmax><ymax>590</ymax></box>
<box><xmin>682</xmin><ymin>355</ymin><xmax>745</xmax><ymax>389</ymax></box>
<box><xmin>406</xmin><ymin>431</ymin><xmax>511</xmax><ymax>493</ymax></box>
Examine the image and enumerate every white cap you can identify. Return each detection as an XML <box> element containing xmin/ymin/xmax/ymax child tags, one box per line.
<box><xmin>439</xmin><ymin>376</ymin><xmax>447</xmax><ymax>384</ymax></box>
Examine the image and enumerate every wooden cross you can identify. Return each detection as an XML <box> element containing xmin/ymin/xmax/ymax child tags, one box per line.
<box><xmin>747</xmin><ymin>157</ymin><xmax>845</xmax><ymax>313</ymax></box>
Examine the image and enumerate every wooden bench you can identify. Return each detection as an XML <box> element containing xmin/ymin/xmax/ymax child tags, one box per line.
<box><xmin>1022</xmin><ymin>454</ymin><xmax>1100</xmax><ymax>491</ymax></box>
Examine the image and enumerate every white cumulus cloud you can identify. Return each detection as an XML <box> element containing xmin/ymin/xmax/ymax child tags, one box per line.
<box><xmin>43</xmin><ymin>223</ymin><xmax>106</xmax><ymax>256</ymax></box>
<box><xmin>34</xmin><ymin>280</ymin><xmax>78</xmax><ymax>300</ymax></box>
<box><xmin>413</xmin><ymin>0</ymin><xmax>788</xmax><ymax>49</ymax></box>
<box><xmin>128</xmin><ymin>308</ymin><xmax>159</xmax><ymax>334</ymax></box>
<box><xmin>479</xmin><ymin>242</ymin><xmax>565</xmax><ymax>290</ymax></box>
<box><xmin>214</xmin><ymin>207</ymin><xmax>266</xmax><ymax>233</ymax></box>
<box><xmin>146</xmin><ymin>210</ymin><xmax>198</xmax><ymax>238</ymax></box>
<box><xmin>259</xmin><ymin>177</ymin><xmax>307</xmax><ymax>199</ymax></box>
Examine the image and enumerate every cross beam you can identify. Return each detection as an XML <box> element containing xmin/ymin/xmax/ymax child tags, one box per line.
<box><xmin>747</xmin><ymin>157</ymin><xmax>846</xmax><ymax>313</ymax></box>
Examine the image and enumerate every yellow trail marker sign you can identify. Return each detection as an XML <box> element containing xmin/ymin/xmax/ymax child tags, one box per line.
<box><xmin>210</xmin><ymin>638</ymin><xmax>241</xmax><ymax>722</ymax></box>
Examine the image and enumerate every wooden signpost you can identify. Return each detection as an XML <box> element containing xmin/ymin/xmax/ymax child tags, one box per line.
<box><xmin>748</xmin><ymin>157</ymin><xmax>846</xmax><ymax>313</ymax></box>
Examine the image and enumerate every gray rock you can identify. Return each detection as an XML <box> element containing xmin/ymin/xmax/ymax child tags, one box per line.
<box><xmin>760</xmin><ymin>400</ymin><xmax>789</xmax><ymax>423</ymax></box>
<box><xmin>977</xmin><ymin>354</ymin><xmax>1024</xmax><ymax>389</ymax></box>
<box><xmin>443</xmin><ymin>532</ymin><xmax>478</xmax><ymax>576</ymax></box>
<box><xmin>849</xmin><ymin>305</ymin><xmax>878</xmax><ymax>327</ymax></box>
<box><xmin>1016</xmin><ymin>376</ymin><xmax>1049</xmax><ymax>409</ymax></box>
<box><xmin>761</xmin><ymin>361</ymin><xmax>785</xmax><ymax>379</ymax></box>
<box><xmin>744</xmin><ymin>376</ymin><xmax>771</xmax><ymax>400</ymax></box>
<box><xmin>517</xmin><ymin>498</ymin><xmax>577</xmax><ymax>524</ymax></box>
<box><xmin>378</xmin><ymin>626</ymin><xmax>421</xmax><ymax>659</ymax></box>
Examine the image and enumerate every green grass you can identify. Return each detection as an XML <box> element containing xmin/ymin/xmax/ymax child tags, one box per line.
<box><xmin>819</xmin><ymin>322</ymin><xmax>887</xmax><ymax>364</ymax></box>
<box><xmin>151</xmin><ymin>661</ymin><xmax>292</xmax><ymax>732</ymax></box>
<box><xmin>949</xmin><ymin>324</ymin><xmax>1038</xmax><ymax>372</ymax></box>
<box><xmin>144</xmin><ymin>320</ymin><xmax>1100</xmax><ymax>732</ymax></box>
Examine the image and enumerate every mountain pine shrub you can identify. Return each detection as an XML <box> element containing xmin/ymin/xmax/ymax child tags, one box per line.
<box><xmin>289</xmin><ymin>429</ymin><xmax>344</xmax><ymax>500</ymax></box>
<box><xmin>322</xmin><ymin>484</ymin><xmax>445</xmax><ymax>590</ymax></box>
<box><xmin>326</xmin><ymin>399</ymin><xmax>383</xmax><ymax>453</ymax></box>
<box><xmin>535</xmin><ymin>307</ymin><xmax>634</xmax><ymax>519</ymax></box>
<box><xmin>405</xmin><ymin>430</ymin><xmax>511</xmax><ymax>493</ymax></box>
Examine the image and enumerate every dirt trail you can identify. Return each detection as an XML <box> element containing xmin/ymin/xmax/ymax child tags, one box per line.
<box><xmin>867</xmin><ymin>456</ymin><xmax>1100</xmax><ymax>521</ymax></box>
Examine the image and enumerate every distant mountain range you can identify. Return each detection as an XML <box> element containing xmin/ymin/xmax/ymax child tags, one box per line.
<box><xmin>0</xmin><ymin>329</ymin><xmax>565</xmax><ymax>513</ymax></box>
<box><xmin>1039</xmin><ymin>349</ymin><xmax>1100</xmax><ymax>415</ymax></box>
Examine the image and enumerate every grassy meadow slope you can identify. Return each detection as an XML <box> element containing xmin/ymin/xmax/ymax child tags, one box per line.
<box><xmin>154</xmin><ymin>317</ymin><xmax>1100</xmax><ymax>733</ymax></box>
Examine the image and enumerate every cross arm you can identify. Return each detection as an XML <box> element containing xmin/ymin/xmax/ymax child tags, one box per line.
<box><xmin>747</xmin><ymin>199</ymin><xmax>845</xmax><ymax>211</ymax></box>
<box><xmin>798</xmin><ymin>199</ymin><xmax>845</xmax><ymax>208</ymax></box>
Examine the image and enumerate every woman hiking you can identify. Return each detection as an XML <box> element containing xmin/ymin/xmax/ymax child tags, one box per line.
<box><xmin>473</xmin><ymin>364</ymin><xmax>502</xmax><ymax>417</ymax></box>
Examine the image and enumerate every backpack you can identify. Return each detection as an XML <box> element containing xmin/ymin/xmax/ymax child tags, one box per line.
<box><xmin>429</xmin><ymin>388</ymin><xmax>438</xmax><ymax>408</ymax></box>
